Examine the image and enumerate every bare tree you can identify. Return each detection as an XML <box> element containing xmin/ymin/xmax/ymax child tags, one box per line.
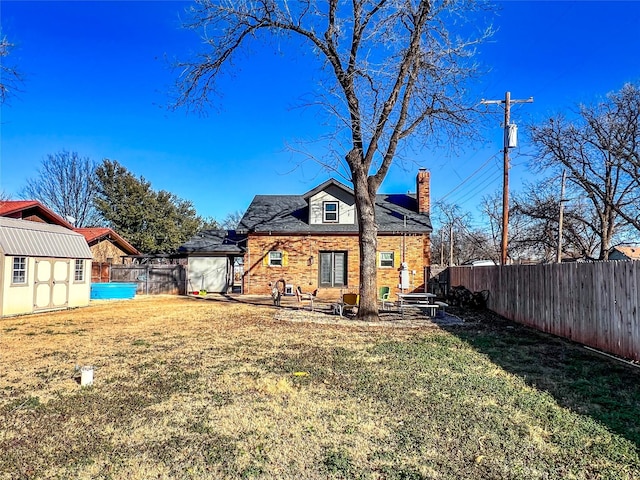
<box><xmin>431</xmin><ymin>201</ymin><xmax>496</xmax><ymax>266</ymax></box>
<box><xmin>175</xmin><ymin>0</ymin><xmax>492</xmax><ymax>320</ymax></box>
<box><xmin>0</xmin><ymin>34</ymin><xmax>23</xmax><ymax>104</ymax></box>
<box><xmin>510</xmin><ymin>178</ymin><xmax>601</xmax><ymax>262</ymax></box>
<box><xmin>529</xmin><ymin>83</ymin><xmax>640</xmax><ymax>260</ymax></box>
<box><xmin>479</xmin><ymin>192</ymin><xmax>502</xmax><ymax>258</ymax></box>
<box><xmin>222</xmin><ymin>210</ymin><xmax>245</xmax><ymax>230</ymax></box>
<box><xmin>21</xmin><ymin>151</ymin><xmax>101</xmax><ymax>227</ymax></box>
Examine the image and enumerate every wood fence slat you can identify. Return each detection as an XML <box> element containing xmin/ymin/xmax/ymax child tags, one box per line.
<box><xmin>450</xmin><ymin>261</ymin><xmax>640</xmax><ymax>362</ymax></box>
<box><xmin>632</xmin><ymin>263</ymin><xmax>640</xmax><ymax>360</ymax></box>
<box><xmin>110</xmin><ymin>265</ymin><xmax>187</xmax><ymax>295</ymax></box>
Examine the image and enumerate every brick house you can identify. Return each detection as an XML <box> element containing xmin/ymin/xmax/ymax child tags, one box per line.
<box><xmin>236</xmin><ymin>169</ymin><xmax>433</xmax><ymax>300</ymax></box>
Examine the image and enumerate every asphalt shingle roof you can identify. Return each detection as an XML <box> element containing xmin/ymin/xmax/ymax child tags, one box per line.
<box><xmin>178</xmin><ymin>230</ymin><xmax>245</xmax><ymax>255</ymax></box>
<box><xmin>237</xmin><ymin>190</ymin><xmax>432</xmax><ymax>234</ymax></box>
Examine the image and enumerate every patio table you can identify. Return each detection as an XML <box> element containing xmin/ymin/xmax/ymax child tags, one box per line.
<box><xmin>398</xmin><ymin>292</ymin><xmax>438</xmax><ymax>318</ymax></box>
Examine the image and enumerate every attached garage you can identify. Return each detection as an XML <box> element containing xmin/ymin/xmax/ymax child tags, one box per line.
<box><xmin>178</xmin><ymin>230</ymin><xmax>245</xmax><ymax>294</ymax></box>
<box><xmin>0</xmin><ymin>217</ymin><xmax>93</xmax><ymax>317</ymax></box>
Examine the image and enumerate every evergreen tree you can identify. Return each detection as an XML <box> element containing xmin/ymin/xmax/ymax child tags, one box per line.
<box><xmin>94</xmin><ymin>159</ymin><xmax>205</xmax><ymax>254</ymax></box>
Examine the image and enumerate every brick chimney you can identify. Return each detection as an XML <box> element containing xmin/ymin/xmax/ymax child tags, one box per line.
<box><xmin>416</xmin><ymin>168</ymin><xmax>430</xmax><ymax>214</ymax></box>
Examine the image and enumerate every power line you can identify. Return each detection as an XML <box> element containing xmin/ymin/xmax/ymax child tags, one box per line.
<box><xmin>438</xmin><ymin>151</ymin><xmax>501</xmax><ymax>203</ymax></box>
<box><xmin>453</xmin><ymin>171</ymin><xmax>503</xmax><ymax>206</ymax></box>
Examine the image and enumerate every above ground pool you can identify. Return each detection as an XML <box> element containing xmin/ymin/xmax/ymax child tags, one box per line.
<box><xmin>90</xmin><ymin>282</ymin><xmax>137</xmax><ymax>300</ymax></box>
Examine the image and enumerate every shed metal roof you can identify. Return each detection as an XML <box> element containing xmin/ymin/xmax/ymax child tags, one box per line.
<box><xmin>0</xmin><ymin>217</ymin><xmax>92</xmax><ymax>259</ymax></box>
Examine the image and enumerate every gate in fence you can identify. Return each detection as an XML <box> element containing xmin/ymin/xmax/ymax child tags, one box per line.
<box><xmin>110</xmin><ymin>265</ymin><xmax>187</xmax><ymax>295</ymax></box>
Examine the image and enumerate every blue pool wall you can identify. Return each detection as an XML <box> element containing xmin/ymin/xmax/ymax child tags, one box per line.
<box><xmin>90</xmin><ymin>282</ymin><xmax>137</xmax><ymax>300</ymax></box>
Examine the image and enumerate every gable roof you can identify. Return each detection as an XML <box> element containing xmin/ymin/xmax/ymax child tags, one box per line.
<box><xmin>0</xmin><ymin>200</ymin><xmax>39</xmax><ymax>214</ymax></box>
<box><xmin>237</xmin><ymin>185</ymin><xmax>432</xmax><ymax>235</ymax></box>
<box><xmin>178</xmin><ymin>230</ymin><xmax>245</xmax><ymax>255</ymax></box>
<box><xmin>0</xmin><ymin>217</ymin><xmax>92</xmax><ymax>259</ymax></box>
<box><xmin>302</xmin><ymin>178</ymin><xmax>354</xmax><ymax>199</ymax></box>
<box><xmin>0</xmin><ymin>200</ymin><xmax>75</xmax><ymax>229</ymax></box>
<box><xmin>74</xmin><ymin>228</ymin><xmax>140</xmax><ymax>255</ymax></box>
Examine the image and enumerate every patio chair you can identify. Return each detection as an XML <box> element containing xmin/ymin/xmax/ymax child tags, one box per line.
<box><xmin>378</xmin><ymin>286</ymin><xmax>392</xmax><ymax>310</ymax></box>
<box><xmin>337</xmin><ymin>292</ymin><xmax>359</xmax><ymax>317</ymax></box>
<box><xmin>296</xmin><ymin>286</ymin><xmax>315</xmax><ymax>311</ymax></box>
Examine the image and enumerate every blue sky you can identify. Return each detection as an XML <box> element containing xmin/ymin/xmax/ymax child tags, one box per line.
<box><xmin>1</xmin><ymin>1</ymin><xmax>639</xmax><ymax>228</ymax></box>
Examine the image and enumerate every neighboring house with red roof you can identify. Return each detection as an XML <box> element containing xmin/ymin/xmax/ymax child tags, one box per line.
<box><xmin>74</xmin><ymin>228</ymin><xmax>140</xmax><ymax>264</ymax></box>
<box><xmin>0</xmin><ymin>200</ymin><xmax>75</xmax><ymax>229</ymax></box>
<box><xmin>0</xmin><ymin>200</ymin><xmax>140</xmax><ymax>267</ymax></box>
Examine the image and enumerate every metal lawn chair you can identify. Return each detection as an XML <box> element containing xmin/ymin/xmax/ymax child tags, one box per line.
<box><xmin>296</xmin><ymin>286</ymin><xmax>315</xmax><ymax>311</ymax></box>
<box><xmin>337</xmin><ymin>292</ymin><xmax>359</xmax><ymax>317</ymax></box>
<box><xmin>378</xmin><ymin>286</ymin><xmax>392</xmax><ymax>310</ymax></box>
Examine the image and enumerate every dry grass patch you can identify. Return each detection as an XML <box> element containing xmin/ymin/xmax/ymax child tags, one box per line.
<box><xmin>1</xmin><ymin>296</ymin><xmax>639</xmax><ymax>479</ymax></box>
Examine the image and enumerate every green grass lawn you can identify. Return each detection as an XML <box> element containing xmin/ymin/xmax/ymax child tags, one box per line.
<box><xmin>1</xmin><ymin>297</ymin><xmax>639</xmax><ymax>479</ymax></box>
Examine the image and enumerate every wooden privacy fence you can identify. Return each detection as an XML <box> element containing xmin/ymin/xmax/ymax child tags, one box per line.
<box><xmin>450</xmin><ymin>262</ymin><xmax>640</xmax><ymax>362</ymax></box>
<box><xmin>91</xmin><ymin>262</ymin><xmax>111</xmax><ymax>283</ymax></box>
<box><xmin>110</xmin><ymin>265</ymin><xmax>187</xmax><ymax>295</ymax></box>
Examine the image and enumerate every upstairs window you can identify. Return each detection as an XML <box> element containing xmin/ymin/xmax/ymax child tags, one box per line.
<box><xmin>12</xmin><ymin>257</ymin><xmax>27</xmax><ymax>284</ymax></box>
<box><xmin>323</xmin><ymin>201</ymin><xmax>338</xmax><ymax>223</ymax></box>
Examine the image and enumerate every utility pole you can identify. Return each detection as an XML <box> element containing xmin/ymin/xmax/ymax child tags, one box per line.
<box><xmin>481</xmin><ymin>92</ymin><xmax>533</xmax><ymax>265</ymax></box>
<box><xmin>557</xmin><ymin>170</ymin><xmax>567</xmax><ymax>263</ymax></box>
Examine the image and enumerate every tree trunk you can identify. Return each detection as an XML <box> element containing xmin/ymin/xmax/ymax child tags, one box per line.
<box><xmin>352</xmin><ymin>167</ymin><xmax>379</xmax><ymax>322</ymax></box>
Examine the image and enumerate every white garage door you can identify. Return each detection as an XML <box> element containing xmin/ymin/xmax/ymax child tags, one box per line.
<box><xmin>188</xmin><ymin>257</ymin><xmax>229</xmax><ymax>293</ymax></box>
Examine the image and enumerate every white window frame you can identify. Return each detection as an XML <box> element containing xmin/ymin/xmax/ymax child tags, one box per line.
<box><xmin>323</xmin><ymin>201</ymin><xmax>339</xmax><ymax>223</ymax></box>
<box><xmin>12</xmin><ymin>257</ymin><xmax>27</xmax><ymax>285</ymax></box>
<box><xmin>379</xmin><ymin>252</ymin><xmax>394</xmax><ymax>268</ymax></box>
<box><xmin>74</xmin><ymin>259</ymin><xmax>85</xmax><ymax>282</ymax></box>
<box><xmin>268</xmin><ymin>251</ymin><xmax>283</xmax><ymax>267</ymax></box>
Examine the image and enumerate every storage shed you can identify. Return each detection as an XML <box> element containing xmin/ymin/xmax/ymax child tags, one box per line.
<box><xmin>0</xmin><ymin>217</ymin><xmax>93</xmax><ymax>317</ymax></box>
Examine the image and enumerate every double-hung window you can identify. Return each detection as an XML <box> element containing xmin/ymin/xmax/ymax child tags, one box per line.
<box><xmin>268</xmin><ymin>251</ymin><xmax>283</xmax><ymax>267</ymax></box>
<box><xmin>319</xmin><ymin>251</ymin><xmax>347</xmax><ymax>287</ymax></box>
<box><xmin>323</xmin><ymin>201</ymin><xmax>338</xmax><ymax>223</ymax></box>
<box><xmin>379</xmin><ymin>252</ymin><xmax>394</xmax><ymax>268</ymax></box>
<box><xmin>12</xmin><ymin>257</ymin><xmax>27</xmax><ymax>284</ymax></box>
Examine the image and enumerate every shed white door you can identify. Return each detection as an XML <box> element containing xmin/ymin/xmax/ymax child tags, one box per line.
<box><xmin>188</xmin><ymin>257</ymin><xmax>228</xmax><ymax>293</ymax></box>
<box><xmin>34</xmin><ymin>258</ymin><xmax>70</xmax><ymax>311</ymax></box>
